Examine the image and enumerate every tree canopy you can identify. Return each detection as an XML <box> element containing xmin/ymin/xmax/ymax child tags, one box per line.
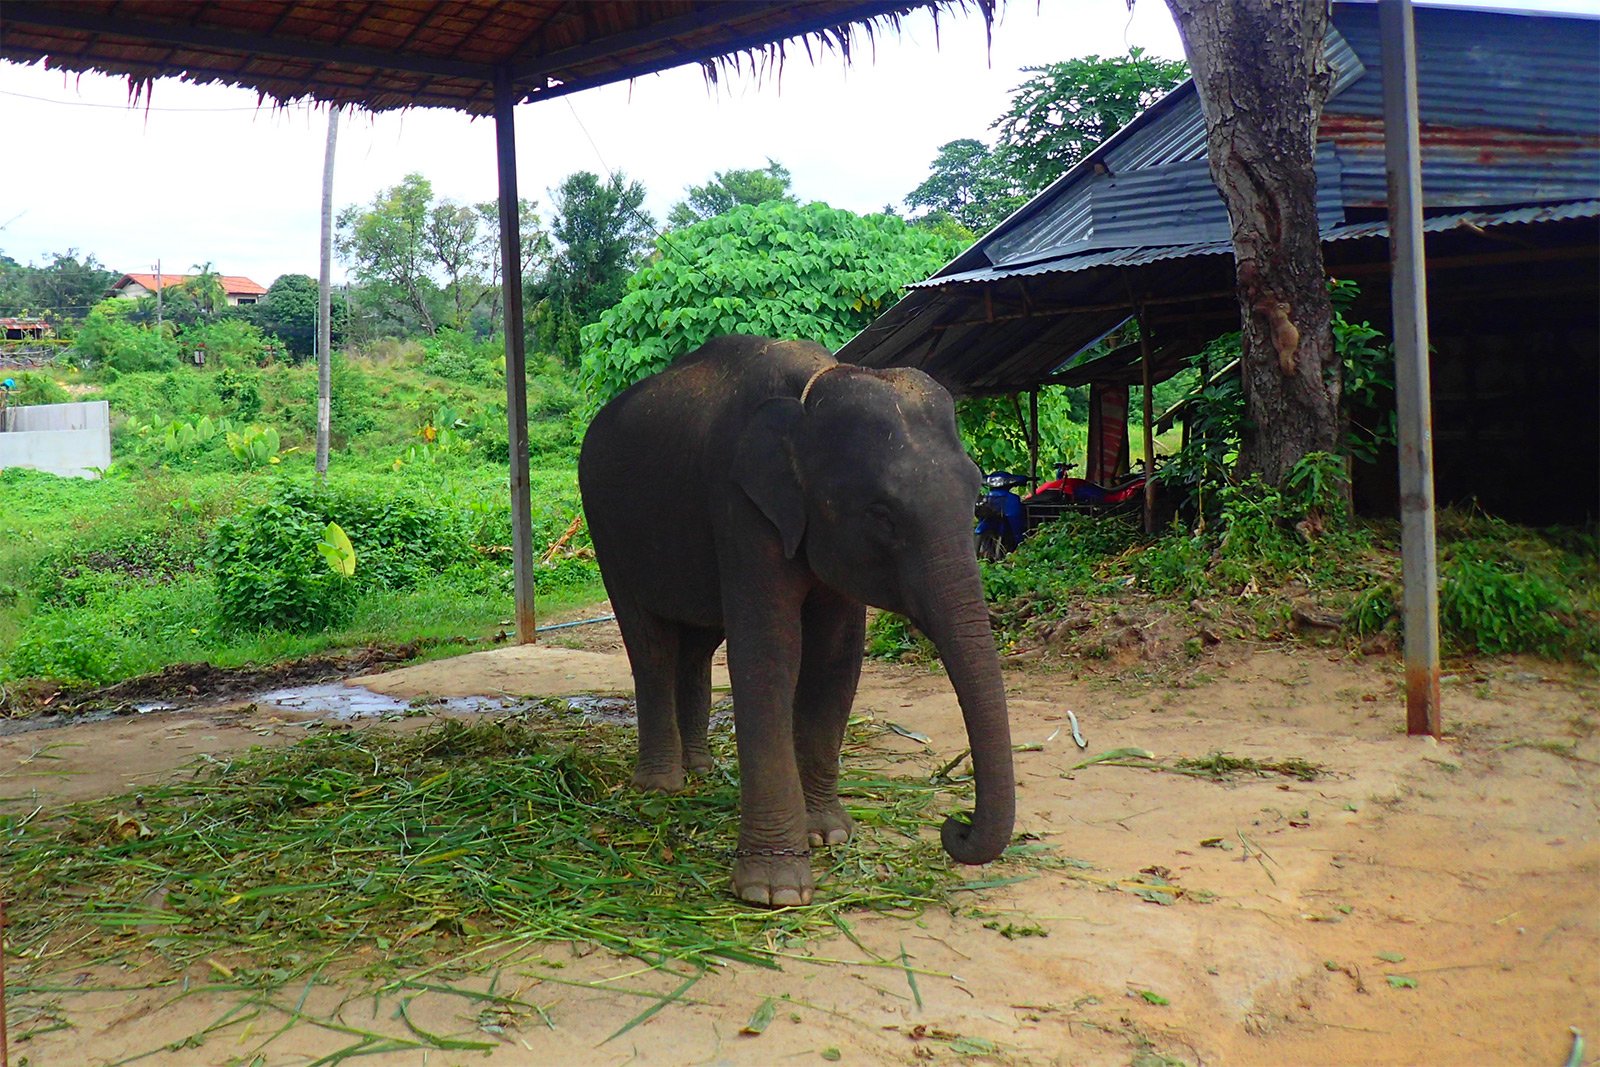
<box><xmin>667</xmin><ymin>160</ymin><xmax>797</xmax><ymax>229</ymax></box>
<box><xmin>336</xmin><ymin>173</ymin><xmax>541</xmax><ymax>338</ymax></box>
<box><xmin>903</xmin><ymin>50</ymin><xmax>1188</xmax><ymax>236</ymax></box>
<box><xmin>532</xmin><ymin>170</ymin><xmax>655</xmax><ymax>367</ymax></box>
<box><xmin>0</xmin><ymin>249</ymin><xmax>119</xmax><ymax>321</ymax></box>
<box><xmin>580</xmin><ymin>200</ymin><xmax>963</xmax><ymax>403</ymax></box>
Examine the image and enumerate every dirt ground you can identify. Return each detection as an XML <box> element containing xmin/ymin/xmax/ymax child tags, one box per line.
<box><xmin>2</xmin><ymin>619</ymin><xmax>1596</xmax><ymax>1067</ymax></box>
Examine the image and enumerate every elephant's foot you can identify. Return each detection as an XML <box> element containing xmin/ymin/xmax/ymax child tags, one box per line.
<box><xmin>806</xmin><ymin>800</ymin><xmax>853</xmax><ymax>848</ymax></box>
<box><xmin>732</xmin><ymin>851</ymin><xmax>814</xmax><ymax>908</ymax></box>
<box><xmin>682</xmin><ymin>744</ymin><xmax>715</xmax><ymax>776</ymax></box>
<box><xmin>631</xmin><ymin>762</ymin><xmax>686</xmax><ymax>793</ymax></box>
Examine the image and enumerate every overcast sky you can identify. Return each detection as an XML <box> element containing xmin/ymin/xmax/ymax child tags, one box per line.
<box><xmin>1</xmin><ymin>0</ymin><xmax>1594</xmax><ymax>296</ymax></box>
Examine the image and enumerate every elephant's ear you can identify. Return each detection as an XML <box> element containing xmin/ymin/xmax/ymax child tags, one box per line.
<box><xmin>732</xmin><ymin>397</ymin><xmax>806</xmax><ymax>559</ymax></box>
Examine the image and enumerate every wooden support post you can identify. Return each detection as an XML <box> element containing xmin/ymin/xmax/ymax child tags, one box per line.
<box><xmin>1380</xmin><ymin>0</ymin><xmax>1441</xmax><ymax>737</ymax></box>
<box><xmin>495</xmin><ymin>67</ymin><xmax>537</xmax><ymax>645</ymax></box>
<box><xmin>1135</xmin><ymin>305</ymin><xmax>1157</xmax><ymax>534</ymax></box>
<box><xmin>1028</xmin><ymin>387</ymin><xmax>1040</xmax><ymax>492</ymax></box>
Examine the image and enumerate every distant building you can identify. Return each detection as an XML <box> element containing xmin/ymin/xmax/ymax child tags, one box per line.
<box><xmin>107</xmin><ymin>272</ymin><xmax>269</xmax><ymax>306</ymax></box>
<box><xmin>0</xmin><ymin>316</ymin><xmax>52</xmax><ymax>340</ymax></box>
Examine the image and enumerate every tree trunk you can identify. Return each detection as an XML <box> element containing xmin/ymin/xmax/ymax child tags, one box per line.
<box><xmin>1163</xmin><ymin>0</ymin><xmax>1339</xmax><ymax>485</ymax></box>
<box><xmin>317</xmin><ymin>105</ymin><xmax>341</xmax><ymax>480</ymax></box>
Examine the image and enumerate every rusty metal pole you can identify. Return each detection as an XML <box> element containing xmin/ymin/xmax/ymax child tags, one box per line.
<box><xmin>494</xmin><ymin>67</ymin><xmax>537</xmax><ymax>644</ymax></box>
<box><xmin>1380</xmin><ymin>0</ymin><xmax>1440</xmax><ymax>736</ymax></box>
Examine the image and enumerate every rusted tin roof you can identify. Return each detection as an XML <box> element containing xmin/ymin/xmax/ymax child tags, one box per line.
<box><xmin>844</xmin><ymin>2</ymin><xmax>1600</xmax><ymax>393</ymax></box>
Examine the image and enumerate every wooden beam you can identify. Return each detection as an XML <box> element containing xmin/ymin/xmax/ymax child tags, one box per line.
<box><xmin>1381</xmin><ymin>0</ymin><xmax>1441</xmax><ymax>738</ymax></box>
<box><xmin>494</xmin><ymin>66</ymin><xmax>537</xmax><ymax>645</ymax></box>
<box><xmin>509</xmin><ymin>1</ymin><xmax>769</xmax><ymax>80</ymax></box>
<box><xmin>4</xmin><ymin>2</ymin><xmax>487</xmax><ymax>80</ymax></box>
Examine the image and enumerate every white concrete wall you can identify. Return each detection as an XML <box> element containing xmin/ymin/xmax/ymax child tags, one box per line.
<box><xmin>0</xmin><ymin>400</ymin><xmax>111</xmax><ymax>479</ymax></box>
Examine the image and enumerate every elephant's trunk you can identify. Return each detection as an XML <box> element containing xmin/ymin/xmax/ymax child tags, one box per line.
<box><xmin>911</xmin><ymin>540</ymin><xmax>1015</xmax><ymax>865</ymax></box>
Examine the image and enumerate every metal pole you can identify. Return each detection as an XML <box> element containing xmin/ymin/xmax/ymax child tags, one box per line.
<box><xmin>1380</xmin><ymin>0</ymin><xmax>1441</xmax><ymax>737</ymax></box>
<box><xmin>154</xmin><ymin>259</ymin><xmax>162</xmax><ymax>330</ymax></box>
<box><xmin>494</xmin><ymin>67</ymin><xmax>537</xmax><ymax>644</ymax></box>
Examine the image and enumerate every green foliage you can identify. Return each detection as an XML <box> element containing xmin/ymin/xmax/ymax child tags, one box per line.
<box><xmin>74</xmin><ymin>303</ymin><xmax>181</xmax><ymax>372</ymax></box>
<box><xmin>181</xmin><ymin>316</ymin><xmax>269</xmax><ymax>369</ymax></box>
<box><xmin>420</xmin><ymin>329</ymin><xmax>505</xmax><ymax>386</ymax></box>
<box><xmin>904</xmin><ymin>138</ymin><xmax>1028</xmax><ymax>236</ymax></box>
<box><xmin>580</xmin><ymin>200</ymin><xmax>963</xmax><ymax>404</ymax></box>
<box><xmin>1329</xmin><ymin>279</ymin><xmax>1398</xmax><ymax>463</ymax></box>
<box><xmin>904</xmin><ymin>51</ymin><xmax>1188</xmax><ymax>236</ymax></box>
<box><xmin>4</xmin><ymin>371</ymin><xmax>70</xmax><ymax>406</ymax></box>
<box><xmin>0</xmin><ymin>248</ymin><xmax>118</xmax><ymax>323</ymax></box>
<box><xmin>214</xmin><ymin>367</ymin><xmax>263</xmax><ymax>419</ymax></box>
<box><xmin>865</xmin><ymin>612</ymin><xmax>936</xmax><ymax>662</ymax></box>
<box><xmin>1431</xmin><ymin>514</ymin><xmax>1599</xmax><ymax>658</ymax></box>
<box><xmin>667</xmin><ymin>159</ymin><xmax>796</xmax><ymax>229</ymax></box>
<box><xmin>224</xmin><ymin>424</ymin><xmax>283</xmax><ymax>467</ymax></box>
<box><xmin>980</xmin><ymin>511</ymin><xmax>1141</xmax><ymax>606</ymax></box>
<box><xmin>990</xmin><ymin>49</ymin><xmax>1189</xmax><ymax>191</ymax></box>
<box><xmin>957</xmin><ymin>390</ymin><xmax>1086</xmax><ymax>476</ymax></box>
<box><xmin>533</xmin><ymin>170</ymin><xmax>655</xmax><ymax>368</ymax></box>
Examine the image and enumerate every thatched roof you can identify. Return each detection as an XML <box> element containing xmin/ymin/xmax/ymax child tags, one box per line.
<box><xmin>1</xmin><ymin>1</ymin><xmax>992</xmax><ymax>115</ymax></box>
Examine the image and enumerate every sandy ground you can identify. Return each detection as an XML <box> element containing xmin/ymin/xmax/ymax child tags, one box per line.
<box><xmin>2</xmin><ymin>625</ymin><xmax>1596</xmax><ymax>1067</ymax></box>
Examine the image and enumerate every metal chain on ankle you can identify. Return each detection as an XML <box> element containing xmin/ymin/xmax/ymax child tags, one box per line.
<box><xmin>731</xmin><ymin>846</ymin><xmax>812</xmax><ymax>859</ymax></box>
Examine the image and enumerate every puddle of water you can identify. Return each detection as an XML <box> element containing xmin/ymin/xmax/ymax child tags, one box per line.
<box><xmin>1</xmin><ymin>685</ymin><xmax>652</xmax><ymax>736</ymax></box>
<box><xmin>253</xmin><ymin>683</ymin><xmax>512</xmax><ymax>721</ymax></box>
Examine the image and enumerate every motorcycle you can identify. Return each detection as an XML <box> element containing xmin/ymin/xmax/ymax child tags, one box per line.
<box><xmin>974</xmin><ymin>471</ymin><xmax>1029</xmax><ymax>561</ymax></box>
<box><xmin>1025</xmin><ymin>462</ymin><xmax>1150</xmax><ymax>511</ymax></box>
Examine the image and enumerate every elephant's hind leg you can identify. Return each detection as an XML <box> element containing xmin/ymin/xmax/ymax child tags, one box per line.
<box><xmin>794</xmin><ymin>590</ymin><xmax>866</xmax><ymax>848</ymax></box>
<box><xmin>676</xmin><ymin>625</ymin><xmax>724</xmax><ymax>775</ymax></box>
<box><xmin>612</xmin><ymin>596</ymin><xmax>688</xmax><ymax>792</ymax></box>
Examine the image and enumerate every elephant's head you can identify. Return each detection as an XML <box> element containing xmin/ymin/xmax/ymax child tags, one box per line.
<box><xmin>732</xmin><ymin>364</ymin><xmax>1015</xmax><ymax>865</ymax></box>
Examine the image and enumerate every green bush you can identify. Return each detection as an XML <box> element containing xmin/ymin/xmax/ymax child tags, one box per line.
<box><xmin>74</xmin><ymin>304</ymin><xmax>181</xmax><ymax>373</ymax></box>
<box><xmin>421</xmin><ymin>329</ymin><xmax>504</xmax><ymax>386</ymax></box>
<box><xmin>211</xmin><ymin>493</ymin><xmax>360</xmax><ymax>634</ymax></box>
<box><xmin>5</xmin><ymin>371</ymin><xmax>71</xmax><ymax>407</ymax></box>
<box><xmin>1440</xmin><ymin>557</ymin><xmax>1569</xmax><ymax>657</ymax></box>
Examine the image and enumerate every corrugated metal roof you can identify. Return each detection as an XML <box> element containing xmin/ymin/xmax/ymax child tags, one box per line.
<box><xmin>845</xmin><ymin>2</ymin><xmax>1600</xmax><ymax>392</ymax></box>
<box><xmin>913</xmin><ymin>201</ymin><xmax>1600</xmax><ymax>289</ymax></box>
<box><xmin>1330</xmin><ymin>4</ymin><xmax>1600</xmax><ymax>137</ymax></box>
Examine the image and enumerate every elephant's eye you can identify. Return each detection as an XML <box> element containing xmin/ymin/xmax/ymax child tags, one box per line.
<box><xmin>866</xmin><ymin>502</ymin><xmax>896</xmax><ymax>537</ymax></box>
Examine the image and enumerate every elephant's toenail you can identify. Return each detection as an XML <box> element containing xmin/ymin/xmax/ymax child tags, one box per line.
<box><xmin>772</xmin><ymin>888</ymin><xmax>804</xmax><ymax>907</ymax></box>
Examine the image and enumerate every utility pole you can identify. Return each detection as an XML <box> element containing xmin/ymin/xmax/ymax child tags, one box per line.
<box><xmin>154</xmin><ymin>259</ymin><xmax>163</xmax><ymax>330</ymax></box>
<box><xmin>317</xmin><ymin>105</ymin><xmax>341</xmax><ymax>480</ymax></box>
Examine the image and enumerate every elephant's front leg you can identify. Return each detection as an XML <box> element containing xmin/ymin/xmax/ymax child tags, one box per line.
<box><xmin>723</xmin><ymin>578</ymin><xmax>812</xmax><ymax>907</ymax></box>
<box><xmin>794</xmin><ymin>589</ymin><xmax>866</xmax><ymax>848</ymax></box>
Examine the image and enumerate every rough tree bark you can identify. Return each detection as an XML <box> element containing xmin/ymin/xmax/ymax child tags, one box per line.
<box><xmin>1163</xmin><ymin>0</ymin><xmax>1338</xmax><ymax>485</ymax></box>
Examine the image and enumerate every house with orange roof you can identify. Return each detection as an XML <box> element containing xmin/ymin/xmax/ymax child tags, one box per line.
<box><xmin>108</xmin><ymin>272</ymin><xmax>269</xmax><ymax>306</ymax></box>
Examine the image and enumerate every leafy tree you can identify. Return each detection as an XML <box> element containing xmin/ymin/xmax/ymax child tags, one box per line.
<box><xmin>471</xmin><ymin>199</ymin><xmax>548</xmax><ymax>337</ymax></box>
<box><xmin>905</xmin><ymin>139</ymin><xmax>1025</xmax><ymax>236</ymax></box>
<box><xmin>533</xmin><ymin>171</ymin><xmax>654</xmax><ymax>367</ymax></box>
<box><xmin>991</xmin><ymin>49</ymin><xmax>1189</xmax><ymax>190</ymax></box>
<box><xmin>580</xmin><ymin>200</ymin><xmax>962</xmax><ymax>403</ymax></box>
<box><xmin>162</xmin><ymin>261</ymin><xmax>228</xmax><ymax>326</ymax></box>
<box><xmin>903</xmin><ymin>52</ymin><xmax>1188</xmax><ymax>238</ymax></box>
<box><xmin>666</xmin><ymin>159</ymin><xmax>796</xmax><ymax>228</ymax></box>
<box><xmin>337</xmin><ymin>173</ymin><xmax>442</xmax><ymax>334</ymax></box>
<box><xmin>248</xmin><ymin>274</ymin><xmax>347</xmax><ymax>360</ymax></box>
<box><xmin>0</xmin><ymin>248</ymin><xmax>119</xmax><ymax>320</ymax></box>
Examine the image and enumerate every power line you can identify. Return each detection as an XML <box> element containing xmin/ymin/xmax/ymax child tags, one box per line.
<box><xmin>0</xmin><ymin>87</ymin><xmax>316</xmax><ymax>113</ymax></box>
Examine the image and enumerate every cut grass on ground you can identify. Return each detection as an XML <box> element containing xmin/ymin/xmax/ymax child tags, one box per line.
<box><xmin>2</xmin><ymin>712</ymin><xmax>1060</xmax><ymax>989</ymax></box>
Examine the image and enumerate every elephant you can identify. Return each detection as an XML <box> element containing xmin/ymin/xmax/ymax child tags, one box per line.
<box><xmin>578</xmin><ymin>334</ymin><xmax>1014</xmax><ymax>907</ymax></box>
